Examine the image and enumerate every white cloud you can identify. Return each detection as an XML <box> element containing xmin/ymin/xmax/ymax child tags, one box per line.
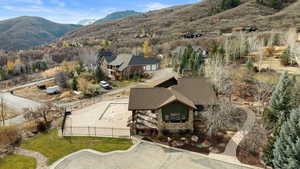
<box><xmin>0</xmin><ymin>0</ymin><xmax>42</xmax><ymax>5</ymax></box>
<box><xmin>49</xmin><ymin>0</ymin><xmax>65</xmax><ymax>7</ymax></box>
<box><xmin>144</xmin><ymin>2</ymin><xmax>170</xmax><ymax>11</ymax></box>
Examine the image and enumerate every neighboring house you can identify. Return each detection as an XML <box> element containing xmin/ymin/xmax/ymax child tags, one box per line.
<box><xmin>128</xmin><ymin>77</ymin><xmax>217</xmax><ymax>135</ymax></box>
<box><xmin>101</xmin><ymin>54</ymin><xmax>160</xmax><ymax>80</ymax></box>
<box><xmin>100</xmin><ymin>54</ymin><xmax>117</xmax><ymax>76</ymax></box>
<box><xmin>174</xmin><ymin>46</ymin><xmax>209</xmax><ymax>58</ymax></box>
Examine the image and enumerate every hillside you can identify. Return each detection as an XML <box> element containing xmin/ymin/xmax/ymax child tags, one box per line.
<box><xmin>62</xmin><ymin>0</ymin><xmax>300</xmax><ymax>49</ymax></box>
<box><xmin>0</xmin><ymin>16</ymin><xmax>81</xmax><ymax>50</ymax></box>
<box><xmin>94</xmin><ymin>10</ymin><xmax>142</xmax><ymax>24</ymax></box>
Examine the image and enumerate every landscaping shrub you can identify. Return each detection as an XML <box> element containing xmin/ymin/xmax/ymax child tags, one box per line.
<box><xmin>280</xmin><ymin>47</ymin><xmax>290</xmax><ymax>66</ymax></box>
<box><xmin>157</xmin><ymin>133</ymin><xmax>167</xmax><ymax>141</ymax></box>
<box><xmin>35</xmin><ymin>121</ymin><xmax>50</xmax><ymax>133</ymax></box>
<box><xmin>0</xmin><ymin>126</ymin><xmax>22</xmax><ymax>146</ymax></box>
<box><xmin>161</xmin><ymin>129</ymin><xmax>170</xmax><ymax>136</ymax></box>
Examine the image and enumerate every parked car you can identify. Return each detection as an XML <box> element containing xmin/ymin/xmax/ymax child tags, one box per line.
<box><xmin>37</xmin><ymin>84</ymin><xmax>46</xmax><ymax>90</ymax></box>
<box><xmin>100</xmin><ymin>81</ymin><xmax>112</xmax><ymax>90</ymax></box>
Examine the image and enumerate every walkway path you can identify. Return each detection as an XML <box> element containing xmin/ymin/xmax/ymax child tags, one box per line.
<box><xmin>14</xmin><ymin>148</ymin><xmax>48</xmax><ymax>169</ymax></box>
<box><xmin>209</xmin><ymin>107</ymin><xmax>256</xmax><ymax>164</ymax></box>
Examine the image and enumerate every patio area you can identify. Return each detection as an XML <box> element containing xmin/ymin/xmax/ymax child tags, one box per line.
<box><xmin>62</xmin><ymin>99</ymin><xmax>131</xmax><ymax>138</ymax></box>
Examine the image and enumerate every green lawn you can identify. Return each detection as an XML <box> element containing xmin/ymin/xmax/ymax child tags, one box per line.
<box><xmin>0</xmin><ymin>154</ymin><xmax>37</xmax><ymax>169</ymax></box>
<box><xmin>21</xmin><ymin>129</ymin><xmax>133</xmax><ymax>165</ymax></box>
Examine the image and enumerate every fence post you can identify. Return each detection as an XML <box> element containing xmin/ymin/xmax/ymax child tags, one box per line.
<box><xmin>88</xmin><ymin>126</ymin><xmax>90</xmax><ymax>136</ymax></box>
<box><xmin>94</xmin><ymin>127</ymin><xmax>96</xmax><ymax>137</ymax></box>
<box><xmin>71</xmin><ymin>126</ymin><xmax>73</xmax><ymax>136</ymax></box>
<box><xmin>112</xmin><ymin>128</ymin><xmax>114</xmax><ymax>137</ymax></box>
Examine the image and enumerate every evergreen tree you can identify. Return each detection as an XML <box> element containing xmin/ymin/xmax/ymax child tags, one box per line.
<box><xmin>267</xmin><ymin>72</ymin><xmax>292</xmax><ymax>123</ymax></box>
<box><xmin>221</xmin><ymin>0</ymin><xmax>241</xmax><ymax>10</ymax></box>
<box><xmin>95</xmin><ymin>68</ymin><xmax>105</xmax><ymax>82</ymax></box>
<box><xmin>272</xmin><ymin>108</ymin><xmax>300</xmax><ymax>169</ymax></box>
<box><xmin>72</xmin><ymin>77</ymin><xmax>78</xmax><ymax>91</ymax></box>
<box><xmin>272</xmin><ymin>0</ymin><xmax>283</xmax><ymax>9</ymax></box>
<box><xmin>262</xmin><ymin>137</ymin><xmax>276</xmax><ymax>168</ymax></box>
<box><xmin>280</xmin><ymin>47</ymin><xmax>291</xmax><ymax>66</ymax></box>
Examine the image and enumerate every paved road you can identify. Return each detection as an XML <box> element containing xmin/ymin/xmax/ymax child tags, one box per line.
<box><xmin>50</xmin><ymin>142</ymin><xmax>258</xmax><ymax>169</ymax></box>
<box><xmin>0</xmin><ymin>92</ymin><xmax>43</xmax><ymax>125</ymax></box>
<box><xmin>0</xmin><ymin>77</ymin><xmax>54</xmax><ymax>92</ymax></box>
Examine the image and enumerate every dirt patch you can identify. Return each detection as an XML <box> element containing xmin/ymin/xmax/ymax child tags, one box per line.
<box><xmin>256</xmin><ymin>57</ymin><xmax>300</xmax><ymax>75</ymax></box>
<box><xmin>14</xmin><ymin>81</ymin><xmax>81</xmax><ymax>104</ymax></box>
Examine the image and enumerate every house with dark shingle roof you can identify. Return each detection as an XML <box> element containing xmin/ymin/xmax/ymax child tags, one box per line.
<box><xmin>128</xmin><ymin>77</ymin><xmax>217</xmax><ymax>135</ymax></box>
<box><xmin>100</xmin><ymin>54</ymin><xmax>160</xmax><ymax>80</ymax></box>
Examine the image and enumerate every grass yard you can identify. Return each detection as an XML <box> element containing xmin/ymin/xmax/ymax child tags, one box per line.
<box><xmin>111</xmin><ymin>80</ymin><xmax>137</xmax><ymax>88</ymax></box>
<box><xmin>0</xmin><ymin>154</ymin><xmax>37</xmax><ymax>169</ymax></box>
<box><xmin>21</xmin><ymin>129</ymin><xmax>133</xmax><ymax>165</ymax></box>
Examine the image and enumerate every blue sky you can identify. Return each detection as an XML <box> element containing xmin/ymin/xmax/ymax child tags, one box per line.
<box><xmin>0</xmin><ymin>0</ymin><xmax>199</xmax><ymax>24</ymax></box>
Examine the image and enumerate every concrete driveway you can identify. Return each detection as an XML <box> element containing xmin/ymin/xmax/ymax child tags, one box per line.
<box><xmin>50</xmin><ymin>142</ymin><xmax>257</xmax><ymax>169</ymax></box>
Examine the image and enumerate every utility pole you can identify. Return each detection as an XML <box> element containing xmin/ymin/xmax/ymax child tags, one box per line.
<box><xmin>1</xmin><ymin>97</ymin><xmax>5</xmax><ymax>126</ymax></box>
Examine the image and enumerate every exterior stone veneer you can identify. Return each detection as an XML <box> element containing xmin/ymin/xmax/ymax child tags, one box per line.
<box><xmin>156</xmin><ymin>109</ymin><xmax>194</xmax><ymax>133</ymax></box>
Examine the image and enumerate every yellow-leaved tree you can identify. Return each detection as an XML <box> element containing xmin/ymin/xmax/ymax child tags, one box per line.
<box><xmin>143</xmin><ymin>40</ymin><xmax>152</xmax><ymax>58</ymax></box>
<box><xmin>6</xmin><ymin>60</ymin><xmax>15</xmax><ymax>72</ymax></box>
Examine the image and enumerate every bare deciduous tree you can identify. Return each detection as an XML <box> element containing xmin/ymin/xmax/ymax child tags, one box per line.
<box><xmin>285</xmin><ymin>28</ymin><xmax>300</xmax><ymax>66</ymax></box>
<box><xmin>78</xmin><ymin>47</ymin><xmax>98</xmax><ymax>69</ymax></box>
<box><xmin>203</xmin><ymin>99</ymin><xmax>235</xmax><ymax>138</ymax></box>
<box><xmin>253</xmin><ymin>81</ymin><xmax>274</xmax><ymax>114</ymax></box>
<box><xmin>24</xmin><ymin>103</ymin><xmax>59</xmax><ymax>124</ymax></box>
<box><xmin>206</xmin><ymin>57</ymin><xmax>233</xmax><ymax>100</ymax></box>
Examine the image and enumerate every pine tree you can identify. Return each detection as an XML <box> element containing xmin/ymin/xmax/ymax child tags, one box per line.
<box><xmin>72</xmin><ymin>77</ymin><xmax>78</xmax><ymax>91</ymax></box>
<box><xmin>95</xmin><ymin>68</ymin><xmax>105</xmax><ymax>82</ymax></box>
<box><xmin>280</xmin><ymin>47</ymin><xmax>291</xmax><ymax>66</ymax></box>
<box><xmin>268</xmin><ymin>72</ymin><xmax>292</xmax><ymax>123</ymax></box>
<box><xmin>272</xmin><ymin>108</ymin><xmax>300</xmax><ymax>169</ymax></box>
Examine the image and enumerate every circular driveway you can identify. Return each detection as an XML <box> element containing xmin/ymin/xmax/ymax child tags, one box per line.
<box><xmin>50</xmin><ymin>142</ymin><xmax>258</xmax><ymax>169</ymax></box>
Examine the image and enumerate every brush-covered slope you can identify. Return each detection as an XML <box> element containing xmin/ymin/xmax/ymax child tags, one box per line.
<box><xmin>62</xmin><ymin>0</ymin><xmax>300</xmax><ymax>47</ymax></box>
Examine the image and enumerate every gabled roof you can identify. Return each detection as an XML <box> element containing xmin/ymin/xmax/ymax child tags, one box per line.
<box><xmin>151</xmin><ymin>76</ymin><xmax>178</xmax><ymax>88</ymax></box>
<box><xmin>129</xmin><ymin>77</ymin><xmax>217</xmax><ymax>111</ymax></box>
<box><xmin>109</xmin><ymin>54</ymin><xmax>133</xmax><ymax>71</ymax></box>
<box><xmin>109</xmin><ymin>54</ymin><xmax>160</xmax><ymax>71</ymax></box>
<box><xmin>158</xmin><ymin>89</ymin><xmax>196</xmax><ymax>109</ymax></box>
<box><xmin>129</xmin><ymin>88</ymin><xmax>173</xmax><ymax>110</ymax></box>
<box><xmin>171</xmin><ymin>78</ymin><xmax>217</xmax><ymax>105</ymax></box>
<box><xmin>129</xmin><ymin>56</ymin><xmax>159</xmax><ymax>66</ymax></box>
<box><xmin>102</xmin><ymin>55</ymin><xmax>116</xmax><ymax>63</ymax></box>
<box><xmin>128</xmin><ymin>88</ymin><xmax>196</xmax><ymax>111</ymax></box>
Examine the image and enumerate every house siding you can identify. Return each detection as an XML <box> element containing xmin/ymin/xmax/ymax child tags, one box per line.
<box><xmin>156</xmin><ymin>107</ymin><xmax>194</xmax><ymax>133</ymax></box>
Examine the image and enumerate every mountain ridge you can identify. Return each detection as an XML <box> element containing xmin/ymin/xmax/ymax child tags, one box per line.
<box><xmin>0</xmin><ymin>16</ymin><xmax>81</xmax><ymax>50</ymax></box>
<box><xmin>94</xmin><ymin>10</ymin><xmax>142</xmax><ymax>23</ymax></box>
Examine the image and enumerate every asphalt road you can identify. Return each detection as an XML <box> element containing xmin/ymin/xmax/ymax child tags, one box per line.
<box><xmin>0</xmin><ymin>92</ymin><xmax>43</xmax><ymax>125</ymax></box>
<box><xmin>0</xmin><ymin>77</ymin><xmax>55</xmax><ymax>93</ymax></box>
